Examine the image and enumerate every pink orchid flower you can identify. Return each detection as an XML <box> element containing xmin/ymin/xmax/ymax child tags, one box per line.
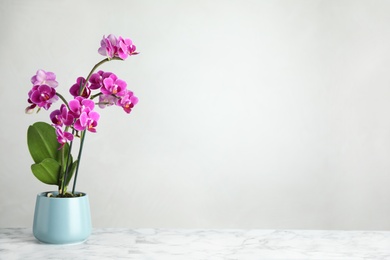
<box><xmin>31</xmin><ymin>70</ymin><xmax>58</xmax><ymax>88</ymax></box>
<box><xmin>117</xmin><ymin>90</ymin><xmax>138</xmax><ymax>114</ymax></box>
<box><xmin>28</xmin><ymin>85</ymin><xmax>58</xmax><ymax>110</ymax></box>
<box><xmin>50</xmin><ymin>104</ymin><xmax>74</xmax><ymax>126</ymax></box>
<box><xmin>98</xmin><ymin>34</ymin><xmax>117</xmax><ymax>59</ymax></box>
<box><xmin>54</xmin><ymin>125</ymin><xmax>74</xmax><ymax>150</ymax></box>
<box><xmin>101</xmin><ymin>75</ymin><xmax>127</xmax><ymax>96</ymax></box>
<box><xmin>74</xmin><ymin>110</ymin><xmax>100</xmax><ymax>133</ymax></box>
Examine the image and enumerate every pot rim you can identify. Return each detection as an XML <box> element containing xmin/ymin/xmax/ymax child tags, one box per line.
<box><xmin>37</xmin><ymin>191</ymin><xmax>88</xmax><ymax>198</ymax></box>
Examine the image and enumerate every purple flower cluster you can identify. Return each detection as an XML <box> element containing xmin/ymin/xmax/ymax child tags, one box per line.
<box><xmin>98</xmin><ymin>34</ymin><xmax>138</xmax><ymax>60</ymax></box>
<box><xmin>26</xmin><ymin>35</ymin><xmax>139</xmax><ymax>149</ymax></box>
<box><xmin>48</xmin><ymin>97</ymin><xmax>101</xmax><ymax>149</ymax></box>
<box><xmin>26</xmin><ymin>70</ymin><xmax>59</xmax><ymax>112</ymax></box>
<box><xmin>88</xmin><ymin>70</ymin><xmax>139</xmax><ymax>113</ymax></box>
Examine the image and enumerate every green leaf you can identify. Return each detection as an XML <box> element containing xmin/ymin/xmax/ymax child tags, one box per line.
<box><xmin>27</xmin><ymin>121</ymin><xmax>74</xmax><ymax>187</ymax></box>
<box><xmin>27</xmin><ymin>122</ymin><xmax>60</xmax><ymax>163</ymax></box>
<box><xmin>27</xmin><ymin>121</ymin><xmax>72</xmax><ymax>163</ymax></box>
<box><xmin>31</xmin><ymin>158</ymin><xmax>61</xmax><ymax>185</ymax></box>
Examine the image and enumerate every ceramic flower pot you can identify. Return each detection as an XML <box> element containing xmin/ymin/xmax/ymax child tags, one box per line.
<box><xmin>33</xmin><ymin>191</ymin><xmax>92</xmax><ymax>244</ymax></box>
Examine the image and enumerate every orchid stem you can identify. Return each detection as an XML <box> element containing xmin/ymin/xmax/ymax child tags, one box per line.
<box><xmin>80</xmin><ymin>57</ymin><xmax>123</xmax><ymax>94</ymax></box>
<box><xmin>59</xmin><ymin>144</ymin><xmax>65</xmax><ymax>195</ymax></box>
<box><xmin>90</xmin><ymin>92</ymin><xmax>102</xmax><ymax>100</ymax></box>
<box><xmin>56</xmin><ymin>92</ymin><xmax>69</xmax><ymax>109</ymax></box>
<box><xmin>72</xmin><ymin>130</ymin><xmax>86</xmax><ymax>194</ymax></box>
<box><xmin>62</xmin><ymin>128</ymin><xmax>75</xmax><ymax>195</ymax></box>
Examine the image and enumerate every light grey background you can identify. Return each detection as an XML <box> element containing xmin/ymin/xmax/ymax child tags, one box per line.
<box><xmin>1</xmin><ymin>0</ymin><xmax>390</xmax><ymax>230</ymax></box>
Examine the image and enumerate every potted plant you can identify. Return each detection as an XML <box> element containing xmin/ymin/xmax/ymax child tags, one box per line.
<box><xmin>25</xmin><ymin>34</ymin><xmax>139</xmax><ymax>244</ymax></box>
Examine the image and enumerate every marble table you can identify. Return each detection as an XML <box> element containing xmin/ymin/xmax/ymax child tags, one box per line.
<box><xmin>1</xmin><ymin>228</ymin><xmax>390</xmax><ymax>259</ymax></box>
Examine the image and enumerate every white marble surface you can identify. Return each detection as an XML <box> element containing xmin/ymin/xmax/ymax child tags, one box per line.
<box><xmin>1</xmin><ymin>228</ymin><xmax>390</xmax><ymax>259</ymax></box>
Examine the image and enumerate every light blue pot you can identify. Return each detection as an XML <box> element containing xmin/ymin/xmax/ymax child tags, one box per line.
<box><xmin>33</xmin><ymin>191</ymin><xmax>92</xmax><ymax>244</ymax></box>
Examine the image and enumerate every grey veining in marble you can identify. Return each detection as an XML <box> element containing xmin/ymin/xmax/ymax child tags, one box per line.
<box><xmin>1</xmin><ymin>228</ymin><xmax>390</xmax><ymax>259</ymax></box>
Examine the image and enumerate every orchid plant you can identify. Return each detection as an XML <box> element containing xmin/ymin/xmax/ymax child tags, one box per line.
<box><xmin>26</xmin><ymin>34</ymin><xmax>139</xmax><ymax>197</ymax></box>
